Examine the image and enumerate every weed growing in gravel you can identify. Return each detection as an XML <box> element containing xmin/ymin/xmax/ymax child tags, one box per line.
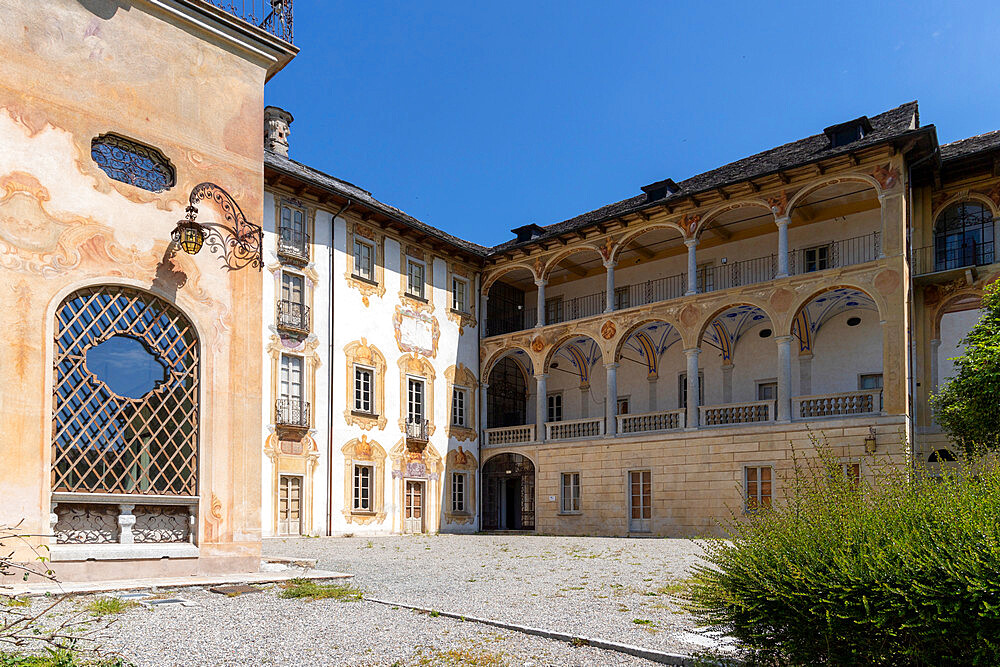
<box><xmin>279</xmin><ymin>579</ymin><xmax>362</xmax><ymax>601</ymax></box>
<box><xmin>412</xmin><ymin>646</ymin><xmax>507</xmax><ymax>666</ymax></box>
<box><xmin>0</xmin><ymin>648</ymin><xmax>129</xmax><ymax>666</ymax></box>
<box><xmin>1</xmin><ymin>597</ymin><xmax>30</xmax><ymax>608</ymax></box>
<box><xmin>363</xmin><ymin>540</ymin><xmax>373</xmax><ymax>549</ymax></box>
<box><xmin>655</xmin><ymin>580</ymin><xmax>693</xmax><ymax>597</ymax></box>
<box><xmin>632</xmin><ymin>618</ymin><xmax>655</xmax><ymax>626</ymax></box>
<box><xmin>84</xmin><ymin>598</ymin><xmax>137</xmax><ymax>617</ymax></box>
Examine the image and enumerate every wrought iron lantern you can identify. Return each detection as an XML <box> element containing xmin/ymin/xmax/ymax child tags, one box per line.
<box><xmin>864</xmin><ymin>426</ymin><xmax>877</xmax><ymax>455</ymax></box>
<box><xmin>171</xmin><ymin>206</ymin><xmax>205</xmax><ymax>255</ymax></box>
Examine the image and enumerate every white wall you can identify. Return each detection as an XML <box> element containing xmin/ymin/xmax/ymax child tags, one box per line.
<box><xmin>938</xmin><ymin>309</ymin><xmax>981</xmax><ymax>385</ymax></box>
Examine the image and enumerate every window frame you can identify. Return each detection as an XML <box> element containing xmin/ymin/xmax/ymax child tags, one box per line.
<box><xmin>451</xmin><ymin>385</ymin><xmax>468</xmax><ymax>427</ymax></box>
<box><xmin>546</xmin><ymin>392</ymin><xmax>563</xmax><ymax>423</ymax></box>
<box><xmin>678</xmin><ymin>371</ymin><xmax>704</xmax><ymax>409</ymax></box>
<box><xmin>744</xmin><ymin>465</ymin><xmax>773</xmax><ymax>512</ymax></box>
<box><xmin>802</xmin><ymin>244</ymin><xmax>831</xmax><ymax>273</ymax></box>
<box><xmin>352</xmin><ymin>463</ymin><xmax>375</xmax><ymax>513</ymax></box>
<box><xmin>545</xmin><ymin>296</ymin><xmax>564</xmax><ymax>324</ymax></box>
<box><xmin>859</xmin><ymin>373</ymin><xmax>883</xmax><ymax>390</ymax></box>
<box><xmin>756</xmin><ymin>379</ymin><xmax>778</xmax><ymax>402</ymax></box>
<box><xmin>451</xmin><ymin>276</ymin><xmax>469</xmax><ymax>313</ymax></box>
<box><xmin>407</xmin><ymin>375</ymin><xmax>426</xmax><ymax>423</ymax></box>
<box><xmin>352</xmin><ymin>237</ymin><xmax>376</xmax><ymax>283</ymax></box>
<box><xmin>353</xmin><ymin>364</ymin><xmax>375</xmax><ymax>415</ymax></box>
<box><xmin>406</xmin><ymin>258</ymin><xmax>427</xmax><ymax>300</ymax></box>
<box><xmin>279</xmin><ymin>353</ymin><xmax>304</xmax><ymax>402</ymax></box>
<box><xmin>451</xmin><ymin>471</ymin><xmax>467</xmax><ymax>514</ymax></box>
<box><xmin>617</xmin><ymin>396</ymin><xmax>630</xmax><ymax>416</ymax></box>
<box><xmin>560</xmin><ymin>472</ymin><xmax>581</xmax><ymax>514</ymax></box>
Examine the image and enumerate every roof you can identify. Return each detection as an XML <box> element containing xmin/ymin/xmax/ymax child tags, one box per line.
<box><xmin>489</xmin><ymin>101</ymin><xmax>923</xmax><ymax>255</ymax></box>
<box><xmin>264</xmin><ymin>151</ymin><xmax>490</xmax><ymax>257</ymax></box>
<box><xmin>940</xmin><ymin>129</ymin><xmax>1000</xmax><ymax>163</ymax></box>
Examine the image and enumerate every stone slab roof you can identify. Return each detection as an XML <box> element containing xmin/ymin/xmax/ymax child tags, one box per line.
<box><xmin>940</xmin><ymin>129</ymin><xmax>1000</xmax><ymax>163</ymax></box>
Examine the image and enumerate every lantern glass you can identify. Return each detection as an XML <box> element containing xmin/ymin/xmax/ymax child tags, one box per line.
<box><xmin>173</xmin><ymin>221</ymin><xmax>204</xmax><ymax>255</ymax></box>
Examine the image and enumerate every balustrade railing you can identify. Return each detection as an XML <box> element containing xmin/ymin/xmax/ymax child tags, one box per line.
<box><xmin>484</xmin><ymin>424</ymin><xmax>536</xmax><ymax>446</ymax></box>
<box><xmin>276</xmin><ymin>299</ymin><xmax>310</xmax><ymax>333</ymax></box>
<box><xmin>700</xmin><ymin>400</ymin><xmax>775</xmax><ymax>426</ymax></box>
<box><xmin>546</xmin><ymin>417</ymin><xmax>604</xmax><ymax>441</ymax></box>
<box><xmin>913</xmin><ymin>241</ymin><xmax>995</xmax><ymax>276</ymax></box>
<box><xmin>276</xmin><ymin>397</ymin><xmax>310</xmax><ymax>428</ymax></box>
<box><xmin>405</xmin><ymin>418</ymin><xmax>430</xmax><ymax>441</ymax></box>
<box><xmin>277</xmin><ymin>226</ymin><xmax>310</xmax><ymax>261</ymax></box>
<box><xmin>204</xmin><ymin>1</ymin><xmax>294</xmax><ymax>43</ymax></box>
<box><xmin>794</xmin><ymin>390</ymin><xmax>882</xmax><ymax>419</ymax></box>
<box><xmin>790</xmin><ymin>232</ymin><xmax>881</xmax><ymax>275</ymax></box>
<box><xmin>617</xmin><ymin>409</ymin><xmax>686</xmax><ymax>434</ymax></box>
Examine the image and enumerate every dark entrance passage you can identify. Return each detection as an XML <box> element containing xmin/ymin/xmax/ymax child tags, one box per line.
<box><xmin>482</xmin><ymin>453</ymin><xmax>535</xmax><ymax>531</ymax></box>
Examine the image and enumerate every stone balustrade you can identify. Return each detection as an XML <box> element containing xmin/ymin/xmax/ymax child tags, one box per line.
<box><xmin>546</xmin><ymin>417</ymin><xmax>604</xmax><ymax>441</ymax></box>
<box><xmin>484</xmin><ymin>424</ymin><xmax>536</xmax><ymax>446</ymax></box>
<box><xmin>617</xmin><ymin>409</ymin><xmax>686</xmax><ymax>434</ymax></box>
<box><xmin>700</xmin><ymin>400</ymin><xmax>775</xmax><ymax>426</ymax></box>
<box><xmin>794</xmin><ymin>390</ymin><xmax>883</xmax><ymax>419</ymax></box>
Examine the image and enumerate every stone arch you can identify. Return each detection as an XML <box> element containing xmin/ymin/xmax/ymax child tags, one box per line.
<box><xmin>611</xmin><ymin>222</ymin><xmax>686</xmax><ymax>263</ymax></box>
<box><xmin>484</xmin><ymin>344</ymin><xmax>534</xmax><ymax>379</ymax></box>
<box><xmin>788</xmin><ymin>283</ymin><xmax>887</xmax><ymax>338</ymax></box>
<box><xmin>695</xmin><ymin>300</ymin><xmax>779</xmax><ymax>350</ymax></box>
<box><xmin>481</xmin><ymin>452</ymin><xmax>535</xmax><ymax>531</ymax></box>
<box><xmin>694</xmin><ymin>199</ymin><xmax>773</xmax><ymax>238</ymax></box>
<box><xmin>613</xmin><ymin>318</ymin><xmax>681</xmax><ymax>378</ymax></box>
<box><xmin>341</xmin><ymin>435</ymin><xmax>387</xmax><ymax>525</ymax></box>
<box><xmin>543</xmin><ymin>332</ymin><xmax>603</xmax><ymax>378</ymax></box>
<box><xmin>931</xmin><ymin>289</ymin><xmax>984</xmax><ymax>340</ymax></box>
<box><xmin>541</xmin><ymin>245</ymin><xmax>605</xmax><ymax>282</ymax></box>
<box><xmin>786</xmin><ymin>173</ymin><xmax>884</xmax><ymax>218</ymax></box>
<box><xmin>482</xmin><ymin>262</ymin><xmax>537</xmax><ymax>292</ymax></box>
<box><xmin>931</xmin><ymin>191</ymin><xmax>999</xmax><ymax>222</ymax></box>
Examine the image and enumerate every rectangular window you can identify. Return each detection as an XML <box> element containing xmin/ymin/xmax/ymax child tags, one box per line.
<box><xmin>353</xmin><ymin>465</ymin><xmax>373</xmax><ymax>512</ymax></box>
<box><xmin>545</xmin><ymin>296</ymin><xmax>564</xmax><ymax>324</ymax></box>
<box><xmin>803</xmin><ymin>245</ymin><xmax>831</xmax><ymax>273</ymax></box>
<box><xmin>354</xmin><ymin>365</ymin><xmax>373</xmax><ymax>414</ymax></box>
<box><xmin>353</xmin><ymin>239</ymin><xmax>374</xmax><ymax>281</ymax></box>
<box><xmin>745</xmin><ymin>466</ymin><xmax>773</xmax><ymax>511</ymax></box>
<box><xmin>678</xmin><ymin>372</ymin><xmax>704</xmax><ymax>409</ymax></box>
<box><xmin>281</xmin><ymin>272</ymin><xmax>304</xmax><ymax>305</ymax></box>
<box><xmin>617</xmin><ymin>396</ymin><xmax>630</xmax><ymax>415</ymax></box>
<box><xmin>407</xmin><ymin>377</ymin><xmax>425</xmax><ymax>423</ymax></box>
<box><xmin>547</xmin><ymin>393</ymin><xmax>563</xmax><ymax>422</ymax></box>
<box><xmin>628</xmin><ymin>470</ymin><xmax>652</xmax><ymax>532</ymax></box>
<box><xmin>452</xmin><ymin>386</ymin><xmax>467</xmax><ymax>426</ymax></box>
<box><xmin>859</xmin><ymin>373</ymin><xmax>883</xmax><ymax>390</ymax></box>
<box><xmin>279</xmin><ymin>355</ymin><xmax>303</xmax><ymax>401</ymax></box>
<box><xmin>451</xmin><ymin>472</ymin><xmax>466</xmax><ymax>513</ymax></box>
<box><xmin>843</xmin><ymin>462</ymin><xmax>861</xmax><ymax>486</ymax></box>
<box><xmin>561</xmin><ymin>472</ymin><xmax>581</xmax><ymax>513</ymax></box>
<box><xmin>614</xmin><ymin>286</ymin><xmax>630</xmax><ymax>311</ymax></box>
<box><xmin>280</xmin><ymin>205</ymin><xmax>305</xmax><ymax>235</ymax></box>
<box><xmin>452</xmin><ymin>277</ymin><xmax>468</xmax><ymax>312</ymax></box>
<box><xmin>757</xmin><ymin>381</ymin><xmax>778</xmax><ymax>401</ymax></box>
<box><xmin>407</xmin><ymin>260</ymin><xmax>425</xmax><ymax>299</ymax></box>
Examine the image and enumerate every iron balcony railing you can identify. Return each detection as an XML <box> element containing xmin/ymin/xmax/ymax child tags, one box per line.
<box><xmin>616</xmin><ymin>274</ymin><xmax>686</xmax><ymax>310</ymax></box>
<box><xmin>275</xmin><ymin>398</ymin><xmax>309</xmax><ymax>429</ymax></box>
<box><xmin>405</xmin><ymin>418</ymin><xmax>429</xmax><ymax>441</ymax></box>
<box><xmin>276</xmin><ymin>299</ymin><xmax>310</xmax><ymax>333</ymax></box>
<box><xmin>699</xmin><ymin>255</ymin><xmax>777</xmax><ymax>293</ymax></box>
<box><xmin>790</xmin><ymin>232</ymin><xmax>881</xmax><ymax>276</ymax></box>
<box><xmin>486</xmin><ymin>307</ymin><xmax>536</xmax><ymax>337</ymax></box>
<box><xmin>204</xmin><ymin>1</ymin><xmax>294</xmax><ymax>43</ymax></box>
<box><xmin>277</xmin><ymin>226</ymin><xmax>310</xmax><ymax>261</ymax></box>
<box><xmin>546</xmin><ymin>292</ymin><xmax>605</xmax><ymax>326</ymax></box>
<box><xmin>913</xmin><ymin>240</ymin><xmax>995</xmax><ymax>276</ymax></box>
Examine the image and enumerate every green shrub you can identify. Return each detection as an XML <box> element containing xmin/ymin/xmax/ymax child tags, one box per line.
<box><xmin>687</xmin><ymin>445</ymin><xmax>1000</xmax><ymax>666</ymax></box>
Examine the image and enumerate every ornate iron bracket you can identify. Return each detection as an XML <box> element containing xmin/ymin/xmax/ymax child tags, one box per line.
<box><xmin>175</xmin><ymin>182</ymin><xmax>263</xmax><ymax>271</ymax></box>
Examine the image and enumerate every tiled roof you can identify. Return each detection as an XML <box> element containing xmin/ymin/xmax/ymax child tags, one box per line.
<box><xmin>264</xmin><ymin>151</ymin><xmax>490</xmax><ymax>257</ymax></box>
<box><xmin>940</xmin><ymin>129</ymin><xmax>1000</xmax><ymax>162</ymax></box>
<box><xmin>489</xmin><ymin>101</ymin><xmax>922</xmax><ymax>254</ymax></box>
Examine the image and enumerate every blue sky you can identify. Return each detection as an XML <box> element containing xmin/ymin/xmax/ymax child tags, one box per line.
<box><xmin>265</xmin><ymin>1</ymin><xmax>1000</xmax><ymax>247</ymax></box>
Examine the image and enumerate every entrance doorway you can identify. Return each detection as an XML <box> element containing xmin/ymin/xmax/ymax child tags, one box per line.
<box><xmin>404</xmin><ymin>480</ymin><xmax>425</xmax><ymax>533</ymax></box>
<box><xmin>278</xmin><ymin>475</ymin><xmax>303</xmax><ymax>536</ymax></box>
<box><xmin>628</xmin><ymin>470</ymin><xmax>651</xmax><ymax>533</ymax></box>
<box><xmin>482</xmin><ymin>453</ymin><xmax>535</xmax><ymax>531</ymax></box>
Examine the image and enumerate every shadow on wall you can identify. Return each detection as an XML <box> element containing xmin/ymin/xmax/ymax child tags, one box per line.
<box><xmin>77</xmin><ymin>0</ymin><xmax>127</xmax><ymax>20</ymax></box>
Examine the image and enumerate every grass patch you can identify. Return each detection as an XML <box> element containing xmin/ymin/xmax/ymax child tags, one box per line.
<box><xmin>84</xmin><ymin>598</ymin><xmax>138</xmax><ymax>617</ymax></box>
<box><xmin>655</xmin><ymin>580</ymin><xmax>692</xmax><ymax>597</ymax></box>
<box><xmin>1</xmin><ymin>596</ymin><xmax>31</xmax><ymax>608</ymax></box>
<box><xmin>278</xmin><ymin>578</ymin><xmax>362</xmax><ymax>602</ymax></box>
<box><xmin>632</xmin><ymin>618</ymin><xmax>655</xmax><ymax>626</ymax></box>
<box><xmin>412</xmin><ymin>646</ymin><xmax>507</xmax><ymax>666</ymax></box>
<box><xmin>0</xmin><ymin>650</ymin><xmax>128</xmax><ymax>667</ymax></box>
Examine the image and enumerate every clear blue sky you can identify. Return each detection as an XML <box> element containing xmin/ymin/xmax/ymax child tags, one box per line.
<box><xmin>265</xmin><ymin>1</ymin><xmax>1000</xmax><ymax>247</ymax></box>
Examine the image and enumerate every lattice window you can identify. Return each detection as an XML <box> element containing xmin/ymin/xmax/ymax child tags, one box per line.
<box><xmin>52</xmin><ymin>286</ymin><xmax>199</xmax><ymax>496</ymax></box>
<box><xmin>91</xmin><ymin>134</ymin><xmax>175</xmax><ymax>193</ymax></box>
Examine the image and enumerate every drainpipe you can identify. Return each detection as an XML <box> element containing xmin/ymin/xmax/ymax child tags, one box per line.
<box><xmin>476</xmin><ymin>272</ymin><xmax>482</xmax><ymax>533</ymax></box>
<box><xmin>327</xmin><ymin>199</ymin><xmax>352</xmax><ymax>536</ymax></box>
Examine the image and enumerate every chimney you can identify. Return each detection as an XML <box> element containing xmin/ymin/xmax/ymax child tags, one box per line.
<box><xmin>264</xmin><ymin>105</ymin><xmax>294</xmax><ymax>157</ymax></box>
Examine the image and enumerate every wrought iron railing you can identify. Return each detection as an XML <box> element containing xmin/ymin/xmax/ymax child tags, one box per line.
<box><xmin>547</xmin><ymin>292</ymin><xmax>605</xmax><ymax>325</ymax></box>
<box><xmin>276</xmin><ymin>398</ymin><xmax>309</xmax><ymax>428</ymax></box>
<box><xmin>700</xmin><ymin>255</ymin><xmax>777</xmax><ymax>292</ymax></box>
<box><xmin>405</xmin><ymin>418</ymin><xmax>429</xmax><ymax>441</ymax></box>
<box><xmin>486</xmin><ymin>307</ymin><xmax>536</xmax><ymax>337</ymax></box>
<box><xmin>276</xmin><ymin>299</ymin><xmax>310</xmax><ymax>333</ymax></box>
<box><xmin>203</xmin><ymin>0</ymin><xmax>294</xmax><ymax>43</ymax></box>
<box><xmin>913</xmin><ymin>240</ymin><xmax>995</xmax><ymax>276</ymax></box>
<box><xmin>617</xmin><ymin>274</ymin><xmax>687</xmax><ymax>310</ymax></box>
<box><xmin>277</xmin><ymin>226</ymin><xmax>309</xmax><ymax>261</ymax></box>
<box><xmin>790</xmin><ymin>232</ymin><xmax>881</xmax><ymax>275</ymax></box>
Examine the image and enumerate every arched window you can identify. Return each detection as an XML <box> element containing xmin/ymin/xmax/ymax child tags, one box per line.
<box><xmin>91</xmin><ymin>134</ymin><xmax>175</xmax><ymax>192</ymax></box>
<box><xmin>487</xmin><ymin>356</ymin><xmax>528</xmax><ymax>428</ymax></box>
<box><xmin>53</xmin><ymin>286</ymin><xmax>199</xmax><ymax>496</ymax></box>
<box><xmin>934</xmin><ymin>202</ymin><xmax>994</xmax><ymax>271</ymax></box>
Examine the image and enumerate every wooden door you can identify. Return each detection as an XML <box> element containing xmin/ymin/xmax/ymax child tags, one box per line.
<box><xmin>279</xmin><ymin>475</ymin><xmax>302</xmax><ymax>536</ymax></box>
<box><xmin>628</xmin><ymin>470</ymin><xmax>651</xmax><ymax>533</ymax></box>
<box><xmin>404</xmin><ymin>480</ymin><xmax>424</xmax><ymax>533</ymax></box>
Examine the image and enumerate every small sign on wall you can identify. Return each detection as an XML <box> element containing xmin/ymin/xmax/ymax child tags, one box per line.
<box><xmin>548</xmin><ymin>495</ymin><xmax>556</xmax><ymax>502</ymax></box>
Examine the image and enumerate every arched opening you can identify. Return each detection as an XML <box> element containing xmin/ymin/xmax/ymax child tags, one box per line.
<box><xmin>612</xmin><ymin>226</ymin><xmax>687</xmax><ymax>307</ymax></box>
<box><xmin>544</xmin><ymin>335</ymin><xmax>604</xmax><ymax>439</ymax></box>
<box><xmin>543</xmin><ymin>247</ymin><xmax>607</xmax><ymax>324</ymax></box>
<box><xmin>787</xmin><ymin>180</ymin><xmax>881</xmax><ymax>274</ymax></box>
<box><xmin>695</xmin><ymin>204</ymin><xmax>775</xmax><ymax>291</ymax></box>
<box><xmin>486</xmin><ymin>265</ymin><xmax>535</xmax><ymax>336</ymax></box>
<box><xmin>481</xmin><ymin>453</ymin><xmax>535</xmax><ymax>531</ymax></box>
<box><xmin>52</xmin><ymin>285</ymin><xmax>199</xmax><ymax>546</ymax></box>
<box><xmin>933</xmin><ymin>201</ymin><xmax>995</xmax><ymax>271</ymax></box>
<box><xmin>614</xmin><ymin>320</ymin><xmax>685</xmax><ymax>432</ymax></box>
<box><xmin>486</xmin><ymin>353</ymin><xmax>530</xmax><ymax>429</ymax></box>
<box><xmin>791</xmin><ymin>287</ymin><xmax>882</xmax><ymax>418</ymax></box>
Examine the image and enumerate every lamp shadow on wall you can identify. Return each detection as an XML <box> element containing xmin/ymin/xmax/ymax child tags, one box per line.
<box><xmin>77</xmin><ymin>0</ymin><xmax>128</xmax><ymax>21</ymax></box>
<box><xmin>152</xmin><ymin>243</ymin><xmax>188</xmax><ymax>301</ymax></box>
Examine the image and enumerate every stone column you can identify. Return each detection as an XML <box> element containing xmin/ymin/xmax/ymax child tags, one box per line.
<box><xmin>721</xmin><ymin>364</ymin><xmax>734</xmax><ymax>404</ymax></box>
<box><xmin>605</xmin><ymin>363</ymin><xmax>619</xmax><ymax>436</ymax></box>
<box><xmin>684</xmin><ymin>239</ymin><xmax>699</xmax><ymax>296</ymax></box>
<box><xmin>117</xmin><ymin>504</ymin><xmax>136</xmax><ymax>545</ymax></box>
<box><xmin>929</xmin><ymin>338</ymin><xmax>941</xmax><ymax>391</ymax></box>
<box><xmin>535</xmin><ymin>373</ymin><xmax>548</xmax><ymax>442</ymax></box>
<box><xmin>647</xmin><ymin>375</ymin><xmax>658</xmax><ymax>413</ymax></box>
<box><xmin>480</xmin><ymin>382</ymin><xmax>490</xmax><ymax>435</ymax></box>
<box><xmin>604</xmin><ymin>260</ymin><xmax>617</xmax><ymax>313</ymax></box>
<box><xmin>579</xmin><ymin>385</ymin><xmax>589</xmax><ymax>418</ymax></box>
<box><xmin>776</xmin><ymin>335</ymin><xmax>793</xmax><ymax>422</ymax></box>
<box><xmin>535</xmin><ymin>279</ymin><xmax>547</xmax><ymax>328</ymax></box>
<box><xmin>480</xmin><ymin>293</ymin><xmax>489</xmax><ymax>332</ymax></box>
<box><xmin>799</xmin><ymin>354</ymin><xmax>813</xmax><ymax>396</ymax></box>
<box><xmin>684</xmin><ymin>347</ymin><xmax>700</xmax><ymax>428</ymax></box>
<box><xmin>776</xmin><ymin>215</ymin><xmax>790</xmax><ymax>278</ymax></box>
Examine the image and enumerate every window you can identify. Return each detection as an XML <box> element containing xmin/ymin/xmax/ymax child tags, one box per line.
<box><xmin>281</xmin><ymin>272</ymin><xmax>304</xmax><ymax>304</ymax></box>
<box><xmin>545</xmin><ymin>296</ymin><xmax>564</xmax><ymax>324</ymax></box>
<box><xmin>278</xmin><ymin>475</ymin><xmax>302</xmax><ymax>535</ymax></box>
<box><xmin>451</xmin><ymin>472</ymin><xmax>467</xmax><ymax>513</ymax></box>
<box><xmin>745</xmin><ymin>466</ymin><xmax>772</xmax><ymax>511</ymax></box>
<box><xmin>280</xmin><ymin>355</ymin><xmax>303</xmax><ymax>402</ymax></box>
<box><xmin>279</xmin><ymin>204</ymin><xmax>306</xmax><ymax>248</ymax></box>
<box><xmin>803</xmin><ymin>245</ymin><xmax>830</xmax><ymax>273</ymax></box>
<box><xmin>407</xmin><ymin>377</ymin><xmax>425</xmax><ymax>423</ymax></box>
<box><xmin>843</xmin><ymin>462</ymin><xmax>861</xmax><ymax>487</ymax></box>
<box><xmin>452</xmin><ymin>277</ymin><xmax>468</xmax><ymax>312</ymax></box>
<box><xmin>91</xmin><ymin>134</ymin><xmax>175</xmax><ymax>192</ymax></box>
<box><xmin>859</xmin><ymin>373</ymin><xmax>883</xmax><ymax>390</ymax></box>
<box><xmin>678</xmin><ymin>372</ymin><xmax>704</xmax><ymax>409</ymax></box>
<box><xmin>353</xmin><ymin>239</ymin><xmax>374</xmax><ymax>281</ymax></box>
<box><xmin>561</xmin><ymin>472</ymin><xmax>581</xmax><ymax>513</ymax></box>
<box><xmin>353</xmin><ymin>464</ymin><xmax>373</xmax><ymax>512</ymax></box>
<box><xmin>933</xmin><ymin>202</ymin><xmax>994</xmax><ymax>270</ymax></box>
<box><xmin>617</xmin><ymin>396</ymin><xmax>630</xmax><ymax>415</ymax></box>
<box><xmin>354</xmin><ymin>365</ymin><xmax>374</xmax><ymax>414</ymax></box>
<box><xmin>452</xmin><ymin>386</ymin><xmax>467</xmax><ymax>426</ymax></box>
<box><xmin>757</xmin><ymin>381</ymin><xmax>778</xmax><ymax>401</ymax></box>
<box><xmin>406</xmin><ymin>260</ymin><xmax>425</xmax><ymax>299</ymax></box>
<box><xmin>547</xmin><ymin>393</ymin><xmax>563</xmax><ymax>423</ymax></box>
<box><xmin>628</xmin><ymin>470</ymin><xmax>652</xmax><ymax>532</ymax></box>
<box><xmin>614</xmin><ymin>286</ymin><xmax>630</xmax><ymax>311</ymax></box>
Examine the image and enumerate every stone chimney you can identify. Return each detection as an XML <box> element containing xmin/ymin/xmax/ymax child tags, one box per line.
<box><xmin>264</xmin><ymin>105</ymin><xmax>294</xmax><ymax>157</ymax></box>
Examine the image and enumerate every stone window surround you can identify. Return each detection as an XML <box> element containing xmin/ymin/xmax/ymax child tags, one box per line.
<box><xmin>341</xmin><ymin>436</ymin><xmax>387</xmax><ymax>525</ymax></box>
<box><xmin>444</xmin><ymin>363</ymin><xmax>478</xmax><ymax>441</ymax></box>
<box><xmin>744</xmin><ymin>463</ymin><xmax>775</xmax><ymax>513</ymax></box>
<box><xmin>559</xmin><ymin>471</ymin><xmax>582</xmax><ymax>515</ymax></box>
<box><xmin>344</xmin><ymin>339</ymin><xmax>387</xmax><ymax>431</ymax></box>
<box><xmin>345</xmin><ymin>221</ymin><xmax>386</xmax><ymax>306</ymax></box>
<box><xmin>399</xmin><ymin>246</ymin><xmax>433</xmax><ymax>312</ymax></box>
<box><xmin>443</xmin><ymin>446</ymin><xmax>477</xmax><ymax>526</ymax></box>
<box><xmin>398</xmin><ymin>354</ymin><xmax>436</xmax><ymax>435</ymax></box>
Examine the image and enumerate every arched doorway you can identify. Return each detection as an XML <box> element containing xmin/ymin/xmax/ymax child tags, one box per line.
<box><xmin>482</xmin><ymin>453</ymin><xmax>535</xmax><ymax>531</ymax></box>
<box><xmin>487</xmin><ymin>355</ymin><xmax>529</xmax><ymax>428</ymax></box>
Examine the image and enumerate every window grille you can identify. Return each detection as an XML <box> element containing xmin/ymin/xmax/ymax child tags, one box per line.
<box><xmin>91</xmin><ymin>134</ymin><xmax>175</xmax><ymax>193</ymax></box>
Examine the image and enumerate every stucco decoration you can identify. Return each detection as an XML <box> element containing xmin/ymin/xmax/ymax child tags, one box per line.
<box><xmin>769</xmin><ymin>287</ymin><xmax>796</xmax><ymax>313</ymax></box>
<box><xmin>767</xmin><ymin>190</ymin><xmax>789</xmax><ymax>217</ymax></box>
<box><xmin>601</xmin><ymin>320</ymin><xmax>616</xmax><ymax>340</ymax></box>
<box><xmin>679</xmin><ymin>304</ymin><xmax>700</xmax><ymax>328</ymax></box>
<box><xmin>873</xmin><ymin>269</ymin><xmax>901</xmax><ymax>297</ymax></box>
<box><xmin>445</xmin><ymin>364</ymin><xmax>479</xmax><ymax>442</ymax></box>
<box><xmin>393</xmin><ymin>305</ymin><xmax>440</xmax><ymax>358</ymax></box>
<box><xmin>397</xmin><ymin>354</ymin><xmax>436</xmax><ymax>435</ymax></box>
<box><xmin>531</xmin><ymin>335</ymin><xmax>545</xmax><ymax>352</ymax></box>
<box><xmin>341</xmin><ymin>435</ymin><xmax>387</xmax><ymax>525</ymax></box>
<box><xmin>205</xmin><ymin>492</ymin><xmax>224</xmax><ymax>543</ymax></box>
<box><xmin>343</xmin><ymin>338</ymin><xmax>387</xmax><ymax>431</ymax></box>
<box><xmin>264</xmin><ymin>433</ymin><xmax>320</xmax><ymax>535</ymax></box>
<box><xmin>443</xmin><ymin>446</ymin><xmax>478</xmax><ymax>526</ymax></box>
<box><xmin>446</xmin><ymin>262</ymin><xmax>477</xmax><ymax>334</ymax></box>
<box><xmin>870</xmin><ymin>164</ymin><xmax>901</xmax><ymax>191</ymax></box>
<box><xmin>344</xmin><ymin>221</ymin><xmax>385</xmax><ymax>306</ymax></box>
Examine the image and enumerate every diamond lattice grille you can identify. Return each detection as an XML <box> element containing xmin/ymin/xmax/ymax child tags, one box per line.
<box><xmin>52</xmin><ymin>286</ymin><xmax>199</xmax><ymax>496</ymax></box>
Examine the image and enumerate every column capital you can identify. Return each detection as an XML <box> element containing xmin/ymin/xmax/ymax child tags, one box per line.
<box><xmin>604</xmin><ymin>362</ymin><xmax>620</xmax><ymax>371</ymax></box>
<box><xmin>534</xmin><ymin>278</ymin><xmax>547</xmax><ymax>287</ymax></box>
<box><xmin>533</xmin><ymin>372</ymin><xmax>549</xmax><ymax>381</ymax></box>
<box><xmin>602</xmin><ymin>258</ymin><xmax>617</xmax><ymax>269</ymax></box>
<box><xmin>683</xmin><ymin>347</ymin><xmax>701</xmax><ymax>358</ymax></box>
<box><xmin>684</xmin><ymin>237</ymin><xmax>699</xmax><ymax>248</ymax></box>
<box><xmin>774</xmin><ymin>334</ymin><xmax>794</xmax><ymax>344</ymax></box>
<box><xmin>775</xmin><ymin>215</ymin><xmax>790</xmax><ymax>227</ymax></box>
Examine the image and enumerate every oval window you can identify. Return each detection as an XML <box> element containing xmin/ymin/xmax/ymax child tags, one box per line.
<box><xmin>91</xmin><ymin>133</ymin><xmax>175</xmax><ymax>192</ymax></box>
<box><xmin>847</xmin><ymin>317</ymin><xmax>861</xmax><ymax>327</ymax></box>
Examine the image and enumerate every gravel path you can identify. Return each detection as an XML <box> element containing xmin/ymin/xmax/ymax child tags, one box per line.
<box><xmin>265</xmin><ymin>534</ymin><xmax>720</xmax><ymax>656</ymax></box>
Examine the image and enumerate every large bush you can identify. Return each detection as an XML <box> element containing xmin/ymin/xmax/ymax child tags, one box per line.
<box><xmin>687</xmin><ymin>448</ymin><xmax>1000</xmax><ymax>666</ymax></box>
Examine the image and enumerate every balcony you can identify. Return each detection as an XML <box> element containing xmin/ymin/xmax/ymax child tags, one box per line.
<box><xmin>276</xmin><ymin>398</ymin><xmax>309</xmax><ymax>429</ymax></box>
<box><xmin>204</xmin><ymin>1</ymin><xmax>294</xmax><ymax>43</ymax></box>
<box><xmin>546</xmin><ymin>417</ymin><xmax>604</xmax><ymax>441</ymax></box>
<box><xmin>277</xmin><ymin>226</ymin><xmax>310</xmax><ymax>262</ymax></box>
<box><xmin>484</xmin><ymin>424</ymin><xmax>536</xmax><ymax>446</ymax></box>
<box><xmin>794</xmin><ymin>390</ymin><xmax>883</xmax><ymax>419</ymax></box>
<box><xmin>276</xmin><ymin>299</ymin><xmax>310</xmax><ymax>333</ymax></box>
<box><xmin>617</xmin><ymin>409</ymin><xmax>686</xmax><ymax>434</ymax></box>
<box><xmin>913</xmin><ymin>241</ymin><xmax>994</xmax><ymax>276</ymax></box>
<box><xmin>405</xmin><ymin>418</ymin><xmax>429</xmax><ymax>442</ymax></box>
